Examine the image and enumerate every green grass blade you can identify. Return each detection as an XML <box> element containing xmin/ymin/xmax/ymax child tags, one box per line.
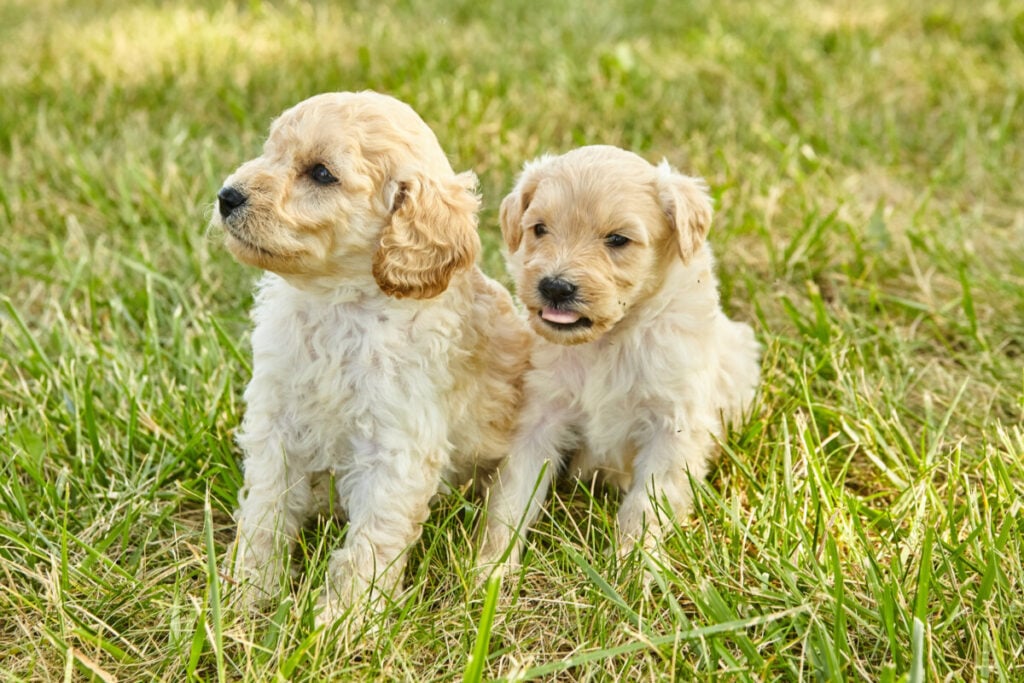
<box><xmin>563</xmin><ymin>545</ymin><xmax>641</xmax><ymax>630</ymax></box>
<box><xmin>204</xmin><ymin>492</ymin><xmax>226</xmax><ymax>683</ymax></box>
<box><xmin>463</xmin><ymin>573</ymin><xmax>502</xmax><ymax>683</ymax></box>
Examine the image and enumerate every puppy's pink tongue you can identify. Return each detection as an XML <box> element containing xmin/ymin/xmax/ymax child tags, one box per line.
<box><xmin>541</xmin><ymin>307</ymin><xmax>581</xmax><ymax>324</ymax></box>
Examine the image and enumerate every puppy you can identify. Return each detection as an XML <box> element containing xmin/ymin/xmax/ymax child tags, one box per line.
<box><xmin>214</xmin><ymin>91</ymin><xmax>530</xmax><ymax>626</ymax></box>
<box><xmin>478</xmin><ymin>145</ymin><xmax>760</xmax><ymax>570</ymax></box>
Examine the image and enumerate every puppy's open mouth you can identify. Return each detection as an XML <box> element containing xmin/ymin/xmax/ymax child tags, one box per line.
<box><xmin>539</xmin><ymin>307</ymin><xmax>593</xmax><ymax>330</ymax></box>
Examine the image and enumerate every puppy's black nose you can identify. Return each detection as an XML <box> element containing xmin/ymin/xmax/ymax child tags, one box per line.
<box><xmin>538</xmin><ymin>277</ymin><xmax>578</xmax><ymax>304</ymax></box>
<box><xmin>217</xmin><ymin>186</ymin><xmax>247</xmax><ymax>218</ymax></box>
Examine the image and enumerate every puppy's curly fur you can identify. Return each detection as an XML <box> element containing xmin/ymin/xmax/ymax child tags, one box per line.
<box><xmin>478</xmin><ymin>146</ymin><xmax>761</xmax><ymax>570</ymax></box>
<box><xmin>214</xmin><ymin>91</ymin><xmax>530</xmax><ymax>626</ymax></box>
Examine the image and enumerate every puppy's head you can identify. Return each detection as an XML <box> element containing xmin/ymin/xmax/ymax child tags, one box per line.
<box><xmin>501</xmin><ymin>145</ymin><xmax>712</xmax><ymax>345</ymax></box>
<box><xmin>213</xmin><ymin>91</ymin><xmax>480</xmax><ymax>298</ymax></box>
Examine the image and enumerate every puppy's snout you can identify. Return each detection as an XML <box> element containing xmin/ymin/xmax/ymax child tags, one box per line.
<box><xmin>217</xmin><ymin>186</ymin><xmax>248</xmax><ymax>218</ymax></box>
<box><xmin>538</xmin><ymin>277</ymin><xmax>578</xmax><ymax>304</ymax></box>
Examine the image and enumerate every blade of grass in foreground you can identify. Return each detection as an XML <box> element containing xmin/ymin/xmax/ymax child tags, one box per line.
<box><xmin>204</xmin><ymin>492</ymin><xmax>227</xmax><ymax>683</ymax></box>
<box><xmin>909</xmin><ymin>617</ymin><xmax>926</xmax><ymax>683</ymax></box>
<box><xmin>463</xmin><ymin>573</ymin><xmax>502</xmax><ymax>683</ymax></box>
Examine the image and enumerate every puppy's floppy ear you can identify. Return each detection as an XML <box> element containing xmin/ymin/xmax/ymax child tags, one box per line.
<box><xmin>499</xmin><ymin>155</ymin><xmax>555</xmax><ymax>252</ymax></box>
<box><xmin>373</xmin><ymin>170</ymin><xmax>481</xmax><ymax>299</ymax></box>
<box><xmin>656</xmin><ymin>161</ymin><xmax>713</xmax><ymax>263</ymax></box>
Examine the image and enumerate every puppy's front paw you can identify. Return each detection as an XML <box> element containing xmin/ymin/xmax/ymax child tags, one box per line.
<box><xmin>227</xmin><ymin>578</ymin><xmax>274</xmax><ymax>615</ymax></box>
<box><xmin>314</xmin><ymin>592</ymin><xmax>359</xmax><ymax>630</ymax></box>
<box><xmin>223</xmin><ymin>554</ymin><xmax>283</xmax><ymax>615</ymax></box>
<box><xmin>475</xmin><ymin>524</ymin><xmax>523</xmax><ymax>580</ymax></box>
<box><xmin>314</xmin><ymin>545</ymin><xmax>393</xmax><ymax>635</ymax></box>
<box><xmin>473</xmin><ymin>554</ymin><xmax>517</xmax><ymax>591</ymax></box>
<box><xmin>314</xmin><ymin>584</ymin><xmax>384</xmax><ymax>641</ymax></box>
<box><xmin>616</xmin><ymin>508</ymin><xmax>650</xmax><ymax>554</ymax></box>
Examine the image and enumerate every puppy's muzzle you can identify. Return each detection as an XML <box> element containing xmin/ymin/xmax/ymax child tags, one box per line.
<box><xmin>537</xmin><ymin>276</ymin><xmax>592</xmax><ymax>330</ymax></box>
<box><xmin>218</xmin><ymin>186</ymin><xmax>248</xmax><ymax>219</ymax></box>
<box><xmin>538</xmin><ymin>276</ymin><xmax>577</xmax><ymax>305</ymax></box>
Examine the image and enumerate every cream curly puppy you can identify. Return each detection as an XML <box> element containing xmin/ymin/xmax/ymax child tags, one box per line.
<box><xmin>478</xmin><ymin>146</ymin><xmax>760</xmax><ymax>571</ymax></box>
<box><xmin>213</xmin><ymin>91</ymin><xmax>530</xmax><ymax>626</ymax></box>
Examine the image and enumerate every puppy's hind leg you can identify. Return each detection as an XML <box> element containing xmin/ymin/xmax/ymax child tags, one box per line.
<box><xmin>715</xmin><ymin>317</ymin><xmax>761</xmax><ymax>426</ymax></box>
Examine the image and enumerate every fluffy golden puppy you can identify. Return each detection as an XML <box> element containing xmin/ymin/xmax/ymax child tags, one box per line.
<box><xmin>478</xmin><ymin>146</ymin><xmax>760</xmax><ymax>570</ymax></box>
<box><xmin>214</xmin><ymin>91</ymin><xmax>530</xmax><ymax>629</ymax></box>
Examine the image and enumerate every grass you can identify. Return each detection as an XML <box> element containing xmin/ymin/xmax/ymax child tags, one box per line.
<box><xmin>1</xmin><ymin>0</ymin><xmax>1022</xmax><ymax>679</ymax></box>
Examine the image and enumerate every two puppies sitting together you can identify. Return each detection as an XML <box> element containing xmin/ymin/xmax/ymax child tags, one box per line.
<box><xmin>214</xmin><ymin>91</ymin><xmax>761</xmax><ymax>627</ymax></box>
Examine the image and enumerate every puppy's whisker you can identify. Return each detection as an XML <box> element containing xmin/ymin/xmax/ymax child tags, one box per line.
<box><xmin>205</xmin><ymin>218</ymin><xmax>226</xmax><ymax>243</ymax></box>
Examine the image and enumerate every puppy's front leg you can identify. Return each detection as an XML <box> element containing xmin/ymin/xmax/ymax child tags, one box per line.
<box><xmin>478</xmin><ymin>402</ymin><xmax>572</xmax><ymax>573</ymax></box>
<box><xmin>230</xmin><ymin>438</ymin><xmax>311</xmax><ymax>607</ymax></box>
<box><xmin>617</xmin><ymin>422</ymin><xmax>715</xmax><ymax>553</ymax></box>
<box><xmin>315</xmin><ymin>443</ymin><xmax>441</xmax><ymax>629</ymax></box>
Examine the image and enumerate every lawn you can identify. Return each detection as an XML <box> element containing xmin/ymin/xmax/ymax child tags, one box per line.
<box><xmin>1</xmin><ymin>0</ymin><xmax>1022</xmax><ymax>680</ymax></box>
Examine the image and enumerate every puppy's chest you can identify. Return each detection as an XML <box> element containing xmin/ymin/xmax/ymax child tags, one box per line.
<box><xmin>576</xmin><ymin>375</ymin><xmax>642</xmax><ymax>456</ymax></box>
<box><xmin>554</xmin><ymin>346</ymin><xmax>653</xmax><ymax>453</ymax></box>
<box><xmin>555</xmin><ymin>339</ymin><xmax>694</xmax><ymax>462</ymax></box>
<box><xmin>254</xmin><ymin>300</ymin><xmax>457</xmax><ymax>414</ymax></box>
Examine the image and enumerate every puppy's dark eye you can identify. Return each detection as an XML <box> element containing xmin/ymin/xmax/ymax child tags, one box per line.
<box><xmin>309</xmin><ymin>163</ymin><xmax>338</xmax><ymax>185</ymax></box>
<box><xmin>605</xmin><ymin>234</ymin><xmax>630</xmax><ymax>248</ymax></box>
<box><xmin>532</xmin><ymin>223</ymin><xmax>548</xmax><ymax>238</ymax></box>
